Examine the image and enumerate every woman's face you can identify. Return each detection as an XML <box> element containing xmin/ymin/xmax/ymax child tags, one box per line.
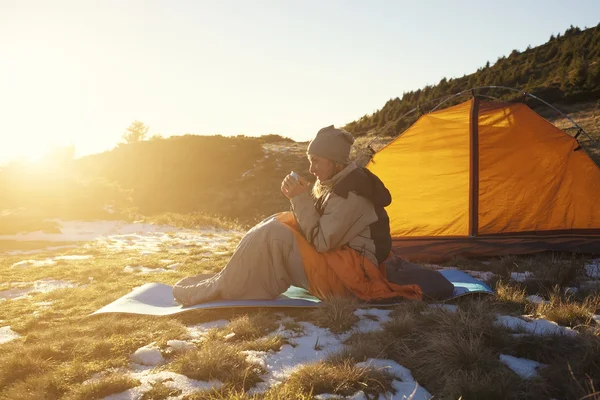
<box><xmin>308</xmin><ymin>155</ymin><xmax>336</xmax><ymax>182</ymax></box>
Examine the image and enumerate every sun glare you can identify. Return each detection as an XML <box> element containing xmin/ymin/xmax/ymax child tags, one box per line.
<box><xmin>0</xmin><ymin>140</ymin><xmax>62</xmax><ymax>166</ymax></box>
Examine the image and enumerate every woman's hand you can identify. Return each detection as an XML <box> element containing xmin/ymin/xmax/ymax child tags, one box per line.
<box><xmin>281</xmin><ymin>174</ymin><xmax>309</xmax><ymax>199</ymax></box>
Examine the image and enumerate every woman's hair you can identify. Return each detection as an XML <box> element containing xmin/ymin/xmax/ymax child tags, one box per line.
<box><xmin>311</xmin><ymin>162</ymin><xmax>347</xmax><ymax>199</ymax></box>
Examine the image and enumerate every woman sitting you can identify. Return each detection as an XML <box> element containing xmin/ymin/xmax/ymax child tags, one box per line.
<box><xmin>173</xmin><ymin>125</ymin><xmax>422</xmax><ymax>306</ymax></box>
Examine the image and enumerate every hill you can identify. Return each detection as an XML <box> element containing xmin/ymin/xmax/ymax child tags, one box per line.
<box><xmin>0</xmin><ymin>135</ymin><xmax>311</xmax><ymax>231</ymax></box>
<box><xmin>344</xmin><ymin>24</ymin><xmax>600</xmax><ymax>138</ymax></box>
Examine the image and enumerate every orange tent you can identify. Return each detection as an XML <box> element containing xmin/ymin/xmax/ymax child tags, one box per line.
<box><xmin>367</xmin><ymin>97</ymin><xmax>600</xmax><ymax>262</ymax></box>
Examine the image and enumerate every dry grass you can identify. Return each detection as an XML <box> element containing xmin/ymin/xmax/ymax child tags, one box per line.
<box><xmin>494</xmin><ymin>280</ymin><xmax>529</xmax><ymax>314</ymax></box>
<box><xmin>0</xmin><ymin>314</ymin><xmax>189</xmax><ymax>396</ymax></box>
<box><xmin>1</xmin><ymin>209</ymin><xmax>600</xmax><ymax>399</ymax></box>
<box><xmin>534</xmin><ymin>288</ymin><xmax>600</xmax><ymax>328</ymax></box>
<box><xmin>143</xmin><ymin>212</ymin><xmax>245</xmax><ymax>232</ymax></box>
<box><xmin>308</xmin><ymin>296</ymin><xmax>360</xmax><ymax>334</ymax></box>
<box><xmin>64</xmin><ymin>374</ymin><xmax>140</xmax><ymax>400</ymax></box>
<box><xmin>455</xmin><ymin>252</ymin><xmax>590</xmax><ymax>291</ymax></box>
<box><xmin>0</xmin><ymin>245</ymin><xmax>223</xmax><ymax>398</ymax></box>
<box><xmin>181</xmin><ymin>387</ymin><xmax>314</xmax><ymax>399</ymax></box>
<box><xmin>441</xmin><ymin>370</ymin><xmax>527</xmax><ymax>400</ymax></box>
<box><xmin>280</xmin><ymin>317</ymin><xmax>304</xmax><ymax>334</ymax></box>
<box><xmin>509</xmin><ymin>332</ymin><xmax>600</xmax><ymax>399</ymax></box>
<box><xmin>517</xmin><ymin>253</ymin><xmax>588</xmax><ymax>291</ymax></box>
<box><xmin>238</xmin><ymin>335</ymin><xmax>287</xmax><ymax>352</ymax></box>
<box><xmin>332</xmin><ymin>329</ymin><xmax>402</xmax><ymax>366</ymax></box>
<box><xmin>495</xmin><ymin>280</ymin><xmax>527</xmax><ymax>303</ymax></box>
<box><xmin>221</xmin><ymin>313</ymin><xmax>279</xmax><ymax>341</ymax></box>
<box><xmin>280</xmin><ymin>361</ymin><xmax>393</xmax><ymax>397</ymax></box>
<box><xmin>402</xmin><ymin>303</ymin><xmax>510</xmax><ymax>389</ymax></box>
<box><xmin>168</xmin><ymin>341</ymin><xmax>264</xmax><ymax>391</ymax></box>
<box><xmin>547</xmin><ymin>100</ymin><xmax>600</xmax><ymax>165</ymax></box>
<box><xmin>139</xmin><ymin>382</ymin><xmax>183</xmax><ymax>400</ymax></box>
<box><xmin>336</xmin><ymin>301</ymin><xmax>532</xmax><ymax>399</ymax></box>
<box><xmin>2</xmin><ymin>370</ymin><xmax>140</xmax><ymax>400</ymax></box>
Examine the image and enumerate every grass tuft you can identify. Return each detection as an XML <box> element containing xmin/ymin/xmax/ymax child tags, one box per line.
<box><xmin>239</xmin><ymin>335</ymin><xmax>287</xmax><ymax>352</ymax></box>
<box><xmin>309</xmin><ymin>297</ymin><xmax>359</xmax><ymax>334</ymax></box>
<box><xmin>495</xmin><ymin>280</ymin><xmax>529</xmax><ymax>314</ymax></box>
<box><xmin>169</xmin><ymin>341</ymin><xmax>264</xmax><ymax>390</ymax></box>
<box><xmin>534</xmin><ymin>288</ymin><xmax>600</xmax><ymax>328</ymax></box>
<box><xmin>495</xmin><ymin>280</ymin><xmax>527</xmax><ymax>303</ymax></box>
<box><xmin>64</xmin><ymin>373</ymin><xmax>140</xmax><ymax>400</ymax></box>
<box><xmin>333</xmin><ymin>330</ymin><xmax>395</xmax><ymax>363</ymax></box>
<box><xmin>0</xmin><ymin>352</ymin><xmax>54</xmax><ymax>390</ymax></box>
<box><xmin>140</xmin><ymin>381</ymin><xmax>183</xmax><ymax>400</ymax></box>
<box><xmin>181</xmin><ymin>386</ymin><xmax>314</xmax><ymax>399</ymax></box>
<box><xmin>443</xmin><ymin>369</ymin><xmax>527</xmax><ymax>400</ymax></box>
<box><xmin>281</xmin><ymin>361</ymin><xmax>392</xmax><ymax>397</ymax></box>
<box><xmin>221</xmin><ymin>313</ymin><xmax>279</xmax><ymax>342</ymax></box>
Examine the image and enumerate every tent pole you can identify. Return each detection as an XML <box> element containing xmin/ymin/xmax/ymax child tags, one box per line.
<box><xmin>469</xmin><ymin>96</ymin><xmax>480</xmax><ymax>237</ymax></box>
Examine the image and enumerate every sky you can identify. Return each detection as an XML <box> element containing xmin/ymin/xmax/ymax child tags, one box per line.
<box><xmin>0</xmin><ymin>0</ymin><xmax>598</xmax><ymax>164</ymax></box>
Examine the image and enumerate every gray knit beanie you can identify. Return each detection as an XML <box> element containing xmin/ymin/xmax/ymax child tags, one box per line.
<box><xmin>307</xmin><ymin>125</ymin><xmax>355</xmax><ymax>164</ymax></box>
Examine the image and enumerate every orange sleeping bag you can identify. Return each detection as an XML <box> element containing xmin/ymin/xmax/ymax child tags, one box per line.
<box><xmin>277</xmin><ymin>212</ymin><xmax>422</xmax><ymax>302</ymax></box>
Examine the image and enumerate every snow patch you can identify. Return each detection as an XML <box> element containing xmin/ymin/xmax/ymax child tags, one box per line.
<box><xmin>564</xmin><ymin>287</ymin><xmax>578</xmax><ymax>295</ymax></box>
<box><xmin>248</xmin><ymin>321</ymin><xmax>345</xmax><ymax>394</ymax></box>
<box><xmin>10</xmin><ymin>255</ymin><xmax>93</xmax><ymax>268</ymax></box>
<box><xmin>187</xmin><ymin>320</ymin><xmax>230</xmax><ymax>339</ymax></box>
<box><xmin>585</xmin><ymin>259</ymin><xmax>600</xmax><ymax>279</ymax></box>
<box><xmin>4</xmin><ymin>245</ymin><xmax>78</xmax><ymax>256</ymax></box>
<box><xmin>511</xmin><ymin>271</ymin><xmax>534</xmax><ymax>282</ymax></box>
<box><xmin>165</xmin><ymin>340</ymin><xmax>196</xmax><ymax>353</ymax></box>
<box><xmin>0</xmin><ymin>279</ymin><xmax>77</xmax><ymax>300</ymax></box>
<box><xmin>388</xmin><ymin>381</ymin><xmax>433</xmax><ymax>400</ymax></box>
<box><xmin>357</xmin><ymin>359</ymin><xmax>432</xmax><ymax>400</ymax></box>
<box><xmin>0</xmin><ymin>220</ymin><xmax>178</xmax><ymax>242</ymax></box>
<box><xmin>0</xmin><ymin>326</ymin><xmax>21</xmax><ymax>344</ymax></box>
<box><xmin>123</xmin><ymin>265</ymin><xmax>171</xmax><ymax>274</ymax></box>
<box><xmin>357</xmin><ymin>358</ymin><xmax>414</xmax><ymax>382</ymax></box>
<box><xmin>0</xmin><ymin>287</ymin><xmax>32</xmax><ymax>300</ymax></box>
<box><xmin>352</xmin><ymin>309</ymin><xmax>392</xmax><ymax>333</ymax></box>
<box><xmin>10</xmin><ymin>259</ymin><xmax>56</xmax><ymax>268</ymax></box>
<box><xmin>105</xmin><ymin>370</ymin><xmax>223</xmax><ymax>400</ymax></box>
<box><xmin>54</xmin><ymin>255</ymin><xmax>93</xmax><ymax>260</ymax></box>
<box><xmin>464</xmin><ymin>270</ymin><xmax>496</xmax><ymax>282</ymax></box>
<box><xmin>130</xmin><ymin>345</ymin><xmax>164</xmax><ymax>366</ymax></box>
<box><xmin>526</xmin><ymin>295</ymin><xmax>549</xmax><ymax>305</ymax></box>
<box><xmin>0</xmin><ymin>220</ymin><xmax>240</xmax><ymax>257</ymax></box>
<box><xmin>499</xmin><ymin>354</ymin><xmax>547</xmax><ymax>379</ymax></box>
<box><xmin>241</xmin><ymin>350</ymin><xmax>268</xmax><ymax>369</ymax></box>
<box><xmin>495</xmin><ymin>315</ymin><xmax>576</xmax><ymax>336</ymax></box>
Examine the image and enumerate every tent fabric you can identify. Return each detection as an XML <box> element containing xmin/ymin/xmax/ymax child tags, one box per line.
<box><xmin>368</xmin><ymin>97</ymin><xmax>600</xmax><ymax>261</ymax></box>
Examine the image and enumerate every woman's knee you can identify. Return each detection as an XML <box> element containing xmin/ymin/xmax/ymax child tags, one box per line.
<box><xmin>254</xmin><ymin>218</ymin><xmax>293</xmax><ymax>238</ymax></box>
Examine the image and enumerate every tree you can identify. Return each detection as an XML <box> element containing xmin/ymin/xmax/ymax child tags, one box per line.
<box><xmin>122</xmin><ymin>121</ymin><xmax>149</xmax><ymax>144</ymax></box>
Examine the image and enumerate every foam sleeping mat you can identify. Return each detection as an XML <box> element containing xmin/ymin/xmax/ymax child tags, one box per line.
<box><xmin>91</xmin><ymin>270</ymin><xmax>494</xmax><ymax>316</ymax></box>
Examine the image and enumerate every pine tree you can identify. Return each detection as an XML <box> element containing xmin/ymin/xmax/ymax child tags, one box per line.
<box><xmin>122</xmin><ymin>121</ymin><xmax>149</xmax><ymax>144</ymax></box>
